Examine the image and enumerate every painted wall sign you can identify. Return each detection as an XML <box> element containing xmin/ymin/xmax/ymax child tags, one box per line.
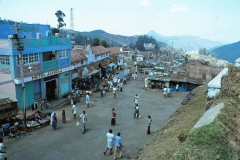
<box><xmin>32</xmin><ymin>69</ymin><xmax>62</xmax><ymax>80</ymax></box>
<box><xmin>61</xmin><ymin>78</ymin><xmax>68</xmax><ymax>84</ymax></box>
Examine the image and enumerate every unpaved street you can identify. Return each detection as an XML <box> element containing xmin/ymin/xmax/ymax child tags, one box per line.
<box><xmin>6</xmin><ymin>79</ymin><xmax>186</xmax><ymax>160</ymax></box>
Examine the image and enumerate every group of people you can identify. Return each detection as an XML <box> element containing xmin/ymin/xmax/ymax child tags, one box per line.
<box><xmin>104</xmin><ymin>129</ymin><xmax>123</xmax><ymax>160</ymax></box>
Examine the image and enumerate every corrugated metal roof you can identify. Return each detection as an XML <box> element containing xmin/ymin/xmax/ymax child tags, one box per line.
<box><xmin>91</xmin><ymin>45</ymin><xmax>110</xmax><ymax>56</ymax></box>
<box><xmin>0</xmin><ymin>98</ymin><xmax>17</xmax><ymax>105</ymax></box>
<box><xmin>71</xmin><ymin>49</ymin><xmax>87</xmax><ymax>63</ymax></box>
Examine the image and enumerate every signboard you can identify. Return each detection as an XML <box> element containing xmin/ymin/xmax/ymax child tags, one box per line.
<box><xmin>61</xmin><ymin>78</ymin><xmax>68</xmax><ymax>84</ymax></box>
<box><xmin>32</xmin><ymin>69</ymin><xmax>62</xmax><ymax>80</ymax></box>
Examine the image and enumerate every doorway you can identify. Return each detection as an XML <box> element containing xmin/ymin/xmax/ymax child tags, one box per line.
<box><xmin>45</xmin><ymin>79</ymin><xmax>57</xmax><ymax>101</ymax></box>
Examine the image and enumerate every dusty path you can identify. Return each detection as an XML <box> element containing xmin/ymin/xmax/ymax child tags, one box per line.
<box><xmin>6</xmin><ymin>79</ymin><xmax>186</xmax><ymax>160</ymax></box>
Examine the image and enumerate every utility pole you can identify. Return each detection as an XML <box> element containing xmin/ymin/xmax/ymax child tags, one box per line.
<box><xmin>13</xmin><ymin>23</ymin><xmax>27</xmax><ymax>129</ymax></box>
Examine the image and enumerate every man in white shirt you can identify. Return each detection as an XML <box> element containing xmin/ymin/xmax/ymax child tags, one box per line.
<box><xmin>79</xmin><ymin>111</ymin><xmax>87</xmax><ymax>134</ymax></box>
<box><xmin>72</xmin><ymin>102</ymin><xmax>77</xmax><ymax>119</ymax></box>
<box><xmin>104</xmin><ymin>129</ymin><xmax>115</xmax><ymax>155</ymax></box>
<box><xmin>50</xmin><ymin>112</ymin><xmax>54</xmax><ymax>125</ymax></box>
<box><xmin>176</xmin><ymin>83</ymin><xmax>179</xmax><ymax>92</ymax></box>
<box><xmin>113</xmin><ymin>87</ymin><xmax>117</xmax><ymax>99</ymax></box>
<box><xmin>134</xmin><ymin>94</ymin><xmax>138</xmax><ymax>105</ymax></box>
<box><xmin>163</xmin><ymin>87</ymin><xmax>167</xmax><ymax>98</ymax></box>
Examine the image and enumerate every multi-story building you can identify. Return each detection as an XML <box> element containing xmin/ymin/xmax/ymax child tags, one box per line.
<box><xmin>0</xmin><ymin>21</ymin><xmax>72</xmax><ymax>110</ymax></box>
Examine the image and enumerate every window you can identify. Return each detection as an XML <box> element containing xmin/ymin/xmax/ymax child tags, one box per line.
<box><xmin>0</xmin><ymin>55</ymin><xmax>10</xmax><ymax>65</ymax></box>
<box><xmin>60</xmin><ymin>50</ymin><xmax>68</xmax><ymax>58</ymax></box>
<box><xmin>95</xmin><ymin>56</ymin><xmax>97</xmax><ymax>60</ymax></box>
<box><xmin>81</xmin><ymin>61</ymin><xmax>83</xmax><ymax>65</ymax></box>
<box><xmin>17</xmin><ymin>53</ymin><xmax>39</xmax><ymax>65</ymax></box>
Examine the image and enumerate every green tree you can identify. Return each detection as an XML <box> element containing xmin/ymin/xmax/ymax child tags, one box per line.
<box><xmin>199</xmin><ymin>47</ymin><xmax>207</xmax><ymax>55</ymax></box>
<box><xmin>55</xmin><ymin>10</ymin><xmax>66</xmax><ymax>29</ymax></box>
<box><xmin>101</xmin><ymin>40</ymin><xmax>109</xmax><ymax>48</ymax></box>
<box><xmin>129</xmin><ymin>43</ymin><xmax>136</xmax><ymax>50</ymax></box>
<box><xmin>93</xmin><ymin>38</ymin><xmax>100</xmax><ymax>46</ymax></box>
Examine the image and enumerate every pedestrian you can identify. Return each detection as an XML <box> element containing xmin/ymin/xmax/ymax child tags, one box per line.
<box><xmin>104</xmin><ymin>129</ymin><xmax>115</xmax><ymax>155</ymax></box>
<box><xmin>54</xmin><ymin>87</ymin><xmax>58</xmax><ymax>100</ymax></box>
<box><xmin>133</xmin><ymin>104</ymin><xmax>139</xmax><ymax>118</ymax></box>
<box><xmin>50</xmin><ymin>112</ymin><xmax>54</xmax><ymax>126</ymax></box>
<box><xmin>120</xmin><ymin>82</ymin><xmax>123</xmax><ymax>92</ymax></box>
<box><xmin>79</xmin><ymin>111</ymin><xmax>87</xmax><ymax>134</ymax></box>
<box><xmin>114</xmin><ymin>132</ymin><xmax>123</xmax><ymax>160</ymax></box>
<box><xmin>134</xmin><ymin>94</ymin><xmax>138</xmax><ymax>105</ymax></box>
<box><xmin>176</xmin><ymin>83</ymin><xmax>179</xmax><ymax>92</ymax></box>
<box><xmin>86</xmin><ymin>93</ymin><xmax>90</xmax><ymax>108</ymax></box>
<box><xmin>117</xmin><ymin>83</ymin><xmax>120</xmax><ymax>92</ymax></box>
<box><xmin>0</xmin><ymin>137</ymin><xmax>7</xmax><ymax>160</ymax></box>
<box><xmin>62</xmin><ymin>110</ymin><xmax>66</xmax><ymax>123</ymax></box>
<box><xmin>147</xmin><ymin>115</ymin><xmax>152</xmax><ymax>135</ymax></box>
<box><xmin>111</xmin><ymin>108</ymin><xmax>116</xmax><ymax>126</ymax></box>
<box><xmin>72</xmin><ymin>102</ymin><xmax>77</xmax><ymax>119</ymax></box>
<box><xmin>52</xmin><ymin>113</ymin><xmax>58</xmax><ymax>130</ymax></box>
<box><xmin>113</xmin><ymin>86</ymin><xmax>117</xmax><ymax>99</ymax></box>
<box><xmin>163</xmin><ymin>86</ymin><xmax>167</xmax><ymax>98</ymax></box>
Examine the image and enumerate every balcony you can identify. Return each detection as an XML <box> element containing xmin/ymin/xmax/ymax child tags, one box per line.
<box><xmin>42</xmin><ymin>60</ymin><xmax>58</xmax><ymax>72</ymax></box>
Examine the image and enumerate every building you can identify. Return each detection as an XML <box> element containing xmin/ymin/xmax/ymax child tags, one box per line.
<box><xmin>0</xmin><ymin>21</ymin><xmax>72</xmax><ymax>110</ymax></box>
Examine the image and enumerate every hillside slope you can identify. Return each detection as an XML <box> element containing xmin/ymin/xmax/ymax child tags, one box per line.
<box><xmin>211</xmin><ymin>41</ymin><xmax>240</xmax><ymax>63</ymax></box>
<box><xmin>138</xmin><ymin>65</ymin><xmax>240</xmax><ymax>159</ymax></box>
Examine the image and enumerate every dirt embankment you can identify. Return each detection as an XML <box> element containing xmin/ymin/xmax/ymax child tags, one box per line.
<box><xmin>138</xmin><ymin>65</ymin><xmax>240</xmax><ymax>159</ymax></box>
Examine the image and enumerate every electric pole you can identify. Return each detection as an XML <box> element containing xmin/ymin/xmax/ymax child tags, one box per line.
<box><xmin>13</xmin><ymin>23</ymin><xmax>27</xmax><ymax>129</ymax></box>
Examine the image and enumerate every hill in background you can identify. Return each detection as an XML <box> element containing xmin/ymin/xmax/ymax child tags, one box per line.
<box><xmin>210</xmin><ymin>41</ymin><xmax>240</xmax><ymax>63</ymax></box>
<box><xmin>147</xmin><ymin>30</ymin><xmax>224</xmax><ymax>51</ymax></box>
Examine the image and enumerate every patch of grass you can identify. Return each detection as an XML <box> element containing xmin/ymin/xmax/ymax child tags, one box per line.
<box><xmin>173</xmin><ymin>122</ymin><xmax>234</xmax><ymax>159</ymax></box>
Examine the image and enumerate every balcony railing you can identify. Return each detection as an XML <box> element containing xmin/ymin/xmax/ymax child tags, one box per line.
<box><xmin>42</xmin><ymin>60</ymin><xmax>58</xmax><ymax>72</ymax></box>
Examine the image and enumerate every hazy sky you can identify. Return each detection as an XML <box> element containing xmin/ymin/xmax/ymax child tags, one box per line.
<box><xmin>0</xmin><ymin>0</ymin><xmax>240</xmax><ymax>43</ymax></box>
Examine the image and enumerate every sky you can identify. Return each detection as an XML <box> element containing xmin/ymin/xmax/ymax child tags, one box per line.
<box><xmin>0</xmin><ymin>0</ymin><xmax>240</xmax><ymax>43</ymax></box>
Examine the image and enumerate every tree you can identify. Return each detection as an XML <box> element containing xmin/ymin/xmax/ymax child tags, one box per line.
<box><xmin>135</xmin><ymin>35</ymin><xmax>157</xmax><ymax>51</ymax></box>
<box><xmin>55</xmin><ymin>10</ymin><xmax>66</xmax><ymax>29</ymax></box>
<box><xmin>199</xmin><ymin>47</ymin><xmax>207</xmax><ymax>55</ymax></box>
<box><xmin>101</xmin><ymin>40</ymin><xmax>109</xmax><ymax>48</ymax></box>
<box><xmin>93</xmin><ymin>38</ymin><xmax>100</xmax><ymax>46</ymax></box>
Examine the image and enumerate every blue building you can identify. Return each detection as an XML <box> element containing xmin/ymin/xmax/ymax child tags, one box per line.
<box><xmin>0</xmin><ymin>21</ymin><xmax>72</xmax><ymax>110</ymax></box>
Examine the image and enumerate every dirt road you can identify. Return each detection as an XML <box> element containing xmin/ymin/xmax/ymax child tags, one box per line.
<box><xmin>6</xmin><ymin>78</ymin><xmax>186</xmax><ymax>160</ymax></box>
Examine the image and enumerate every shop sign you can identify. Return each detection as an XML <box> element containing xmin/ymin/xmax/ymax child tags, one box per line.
<box><xmin>32</xmin><ymin>69</ymin><xmax>62</xmax><ymax>80</ymax></box>
<box><xmin>61</xmin><ymin>78</ymin><xmax>68</xmax><ymax>84</ymax></box>
<box><xmin>72</xmin><ymin>73</ymin><xmax>79</xmax><ymax>79</ymax></box>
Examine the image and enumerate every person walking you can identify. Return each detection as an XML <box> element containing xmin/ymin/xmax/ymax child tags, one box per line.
<box><xmin>114</xmin><ymin>132</ymin><xmax>123</xmax><ymax>160</ymax></box>
<box><xmin>147</xmin><ymin>115</ymin><xmax>152</xmax><ymax>135</ymax></box>
<box><xmin>50</xmin><ymin>112</ymin><xmax>54</xmax><ymax>126</ymax></box>
<box><xmin>62</xmin><ymin>110</ymin><xmax>66</xmax><ymax>123</ymax></box>
<box><xmin>52</xmin><ymin>113</ymin><xmax>58</xmax><ymax>130</ymax></box>
<box><xmin>72</xmin><ymin>102</ymin><xmax>77</xmax><ymax>119</ymax></box>
<box><xmin>133</xmin><ymin>104</ymin><xmax>139</xmax><ymax>119</ymax></box>
<box><xmin>134</xmin><ymin>94</ymin><xmax>138</xmax><ymax>105</ymax></box>
<box><xmin>111</xmin><ymin>108</ymin><xmax>116</xmax><ymax>126</ymax></box>
<box><xmin>120</xmin><ymin>82</ymin><xmax>123</xmax><ymax>92</ymax></box>
<box><xmin>0</xmin><ymin>137</ymin><xmax>7</xmax><ymax>160</ymax></box>
<box><xmin>163</xmin><ymin>86</ymin><xmax>167</xmax><ymax>98</ymax></box>
<box><xmin>86</xmin><ymin>93</ymin><xmax>90</xmax><ymax>108</ymax></box>
<box><xmin>79</xmin><ymin>111</ymin><xmax>87</xmax><ymax>134</ymax></box>
<box><xmin>104</xmin><ymin>129</ymin><xmax>115</xmax><ymax>155</ymax></box>
<box><xmin>113</xmin><ymin>86</ymin><xmax>117</xmax><ymax>99</ymax></box>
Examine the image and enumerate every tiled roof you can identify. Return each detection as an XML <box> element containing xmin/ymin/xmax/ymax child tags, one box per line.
<box><xmin>91</xmin><ymin>45</ymin><xmax>110</xmax><ymax>56</ymax></box>
<box><xmin>71</xmin><ymin>49</ymin><xmax>87</xmax><ymax>63</ymax></box>
<box><xmin>107</xmin><ymin>47</ymin><xmax>121</xmax><ymax>55</ymax></box>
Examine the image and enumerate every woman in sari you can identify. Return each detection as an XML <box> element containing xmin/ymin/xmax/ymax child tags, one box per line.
<box><xmin>52</xmin><ymin>113</ymin><xmax>58</xmax><ymax>130</ymax></box>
